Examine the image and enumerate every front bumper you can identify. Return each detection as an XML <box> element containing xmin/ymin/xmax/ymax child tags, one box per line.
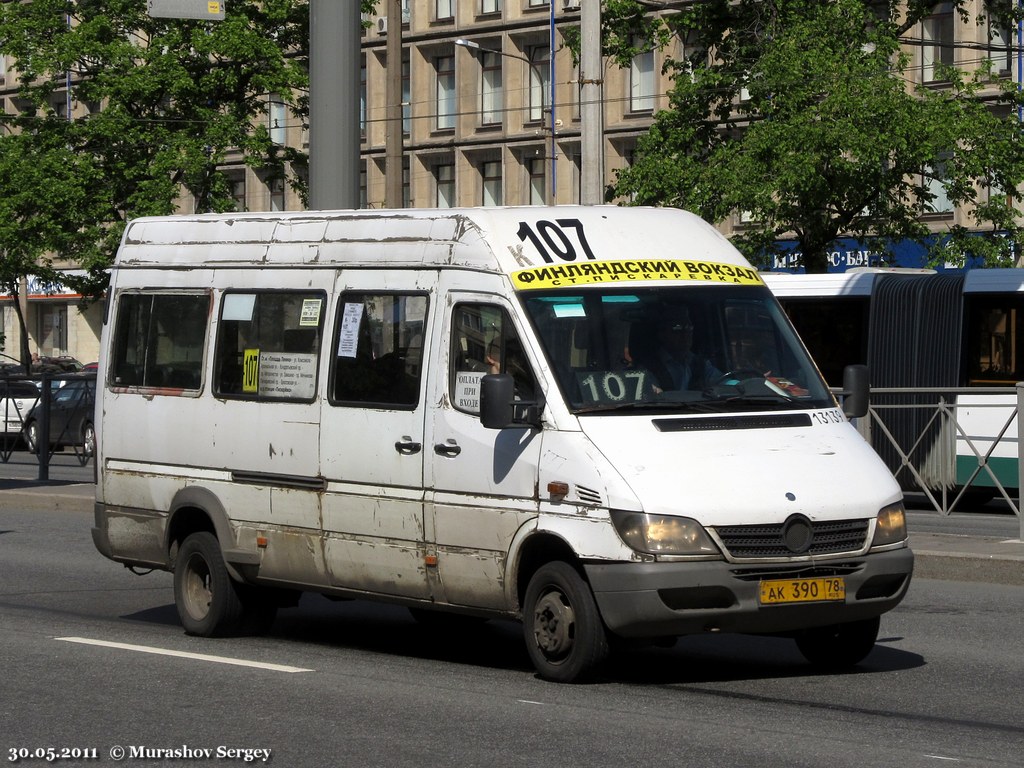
<box><xmin>584</xmin><ymin>546</ymin><xmax>913</xmax><ymax>638</ymax></box>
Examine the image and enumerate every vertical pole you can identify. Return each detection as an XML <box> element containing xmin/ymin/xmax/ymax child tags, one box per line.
<box><xmin>1017</xmin><ymin>383</ymin><xmax>1024</xmax><ymax>539</ymax></box>
<box><xmin>580</xmin><ymin>0</ymin><xmax>604</xmax><ymax>204</ymax></box>
<box><xmin>309</xmin><ymin>0</ymin><xmax>361</xmax><ymax>210</ymax></box>
<box><xmin>385</xmin><ymin>0</ymin><xmax>404</xmax><ymax>208</ymax></box>
<box><xmin>549</xmin><ymin>2</ymin><xmax>557</xmax><ymax>205</ymax></box>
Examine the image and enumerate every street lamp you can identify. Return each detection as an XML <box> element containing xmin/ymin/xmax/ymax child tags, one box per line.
<box><xmin>454</xmin><ymin>37</ymin><xmax>557</xmax><ymax>205</ymax></box>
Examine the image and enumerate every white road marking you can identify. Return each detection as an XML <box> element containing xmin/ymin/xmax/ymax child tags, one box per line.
<box><xmin>55</xmin><ymin>636</ymin><xmax>313</xmax><ymax>673</ymax></box>
<box><xmin>922</xmin><ymin>756</ymin><xmax>961</xmax><ymax>762</ymax></box>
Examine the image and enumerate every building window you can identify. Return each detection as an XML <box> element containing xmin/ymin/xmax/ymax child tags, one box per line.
<box><xmin>482</xmin><ymin>160</ymin><xmax>502</xmax><ymax>206</ymax></box>
<box><xmin>528</xmin><ymin>45</ymin><xmax>550</xmax><ymax>123</ymax></box>
<box><xmin>403</xmin><ymin>158</ymin><xmax>411</xmax><ymax>208</ymax></box>
<box><xmin>528</xmin><ymin>156</ymin><xmax>545</xmax><ymax>205</ymax></box>
<box><xmin>436</xmin><ymin>163</ymin><xmax>455</xmax><ymax>208</ymax></box>
<box><xmin>988</xmin><ymin>16</ymin><xmax>1013</xmax><ymax>75</ymax></box>
<box><xmin>360</xmin><ymin>163</ymin><xmax>367</xmax><ymax>209</ymax></box>
<box><xmin>269</xmin><ymin>177</ymin><xmax>285</xmax><ymax>212</ymax></box>
<box><xmin>228</xmin><ymin>174</ymin><xmax>246</xmax><ymax>211</ymax></box>
<box><xmin>402</xmin><ymin>55</ymin><xmax>411</xmax><ymax>135</ymax></box>
<box><xmin>436</xmin><ymin>0</ymin><xmax>454</xmax><ymax>21</ymax></box>
<box><xmin>269</xmin><ymin>95</ymin><xmax>286</xmax><ymax>145</ymax></box>
<box><xmin>481</xmin><ymin>50</ymin><xmax>503</xmax><ymax>125</ymax></box>
<box><xmin>480</xmin><ymin>0</ymin><xmax>501</xmax><ymax>14</ymax></box>
<box><xmin>360</xmin><ymin>58</ymin><xmax>367</xmax><ymax>139</ymax></box>
<box><xmin>922</xmin><ymin>2</ymin><xmax>954</xmax><ymax>82</ymax></box>
<box><xmin>436</xmin><ymin>54</ymin><xmax>456</xmax><ymax>130</ymax></box>
<box><xmin>630</xmin><ymin>37</ymin><xmax>656</xmax><ymax>112</ymax></box>
<box><xmin>924</xmin><ymin>154</ymin><xmax>953</xmax><ymax>214</ymax></box>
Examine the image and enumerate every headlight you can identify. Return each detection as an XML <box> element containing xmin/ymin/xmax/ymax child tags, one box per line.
<box><xmin>611</xmin><ymin>511</ymin><xmax>720</xmax><ymax>556</ymax></box>
<box><xmin>871</xmin><ymin>502</ymin><xmax>907</xmax><ymax>547</ymax></box>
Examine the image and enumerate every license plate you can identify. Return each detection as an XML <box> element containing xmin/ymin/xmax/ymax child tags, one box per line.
<box><xmin>759</xmin><ymin>577</ymin><xmax>846</xmax><ymax>605</ymax></box>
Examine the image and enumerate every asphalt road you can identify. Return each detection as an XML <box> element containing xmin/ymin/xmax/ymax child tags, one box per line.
<box><xmin>2</xmin><ymin>502</ymin><xmax>1023</xmax><ymax>768</ymax></box>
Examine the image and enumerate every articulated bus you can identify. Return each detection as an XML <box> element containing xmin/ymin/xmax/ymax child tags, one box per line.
<box><xmin>763</xmin><ymin>268</ymin><xmax>1024</xmax><ymax>500</ymax></box>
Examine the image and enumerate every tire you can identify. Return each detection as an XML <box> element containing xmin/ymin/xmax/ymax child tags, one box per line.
<box><xmin>23</xmin><ymin>420</ymin><xmax>40</xmax><ymax>454</ymax></box>
<box><xmin>173</xmin><ymin>531</ymin><xmax>246</xmax><ymax>637</ymax></box>
<box><xmin>522</xmin><ymin>561</ymin><xmax>609</xmax><ymax>683</ymax></box>
<box><xmin>795</xmin><ymin>616</ymin><xmax>880</xmax><ymax>669</ymax></box>
<box><xmin>81</xmin><ymin>422</ymin><xmax>96</xmax><ymax>457</ymax></box>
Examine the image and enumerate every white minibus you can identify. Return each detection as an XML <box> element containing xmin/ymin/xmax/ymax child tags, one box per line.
<box><xmin>92</xmin><ymin>207</ymin><xmax>913</xmax><ymax>682</ymax></box>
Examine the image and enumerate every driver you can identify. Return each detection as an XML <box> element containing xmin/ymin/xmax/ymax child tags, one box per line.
<box><xmin>649</xmin><ymin>309</ymin><xmax>721</xmax><ymax>391</ymax></box>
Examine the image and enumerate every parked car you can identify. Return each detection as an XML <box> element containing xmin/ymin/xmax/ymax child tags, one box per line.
<box><xmin>22</xmin><ymin>375</ymin><xmax>96</xmax><ymax>456</ymax></box>
<box><xmin>33</xmin><ymin>356</ymin><xmax>85</xmax><ymax>375</ymax></box>
<box><xmin>0</xmin><ymin>379</ymin><xmax>40</xmax><ymax>439</ymax></box>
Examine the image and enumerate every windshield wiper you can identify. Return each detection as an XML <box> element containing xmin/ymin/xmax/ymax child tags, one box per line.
<box><xmin>575</xmin><ymin>400</ymin><xmax>729</xmax><ymax>415</ymax></box>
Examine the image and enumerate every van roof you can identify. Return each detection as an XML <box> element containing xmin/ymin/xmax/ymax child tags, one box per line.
<box><xmin>117</xmin><ymin>206</ymin><xmax>752</xmax><ymax>280</ymax></box>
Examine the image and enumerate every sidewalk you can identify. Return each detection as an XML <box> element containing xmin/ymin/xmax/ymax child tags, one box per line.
<box><xmin>2</xmin><ymin>452</ymin><xmax>1022</xmax><ymax>586</ymax></box>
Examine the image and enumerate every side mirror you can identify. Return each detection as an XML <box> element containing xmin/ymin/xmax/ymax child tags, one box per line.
<box><xmin>841</xmin><ymin>364</ymin><xmax>869</xmax><ymax>419</ymax></box>
<box><xmin>480</xmin><ymin>373</ymin><xmax>542</xmax><ymax>430</ymax></box>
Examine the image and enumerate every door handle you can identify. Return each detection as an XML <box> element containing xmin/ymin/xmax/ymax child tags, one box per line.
<box><xmin>394</xmin><ymin>437</ymin><xmax>422</xmax><ymax>455</ymax></box>
<box><xmin>433</xmin><ymin>440</ymin><xmax>462</xmax><ymax>457</ymax></box>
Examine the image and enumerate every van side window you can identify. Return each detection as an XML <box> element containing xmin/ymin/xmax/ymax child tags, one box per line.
<box><xmin>214</xmin><ymin>291</ymin><xmax>326</xmax><ymax>401</ymax></box>
<box><xmin>330</xmin><ymin>293</ymin><xmax>427</xmax><ymax>407</ymax></box>
<box><xmin>110</xmin><ymin>292</ymin><xmax>210</xmax><ymax>390</ymax></box>
<box><xmin>450</xmin><ymin>304</ymin><xmax>536</xmax><ymax>414</ymax></box>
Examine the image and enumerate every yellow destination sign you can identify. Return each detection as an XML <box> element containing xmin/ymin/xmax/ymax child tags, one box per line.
<box><xmin>511</xmin><ymin>259</ymin><xmax>763</xmax><ymax>290</ymax></box>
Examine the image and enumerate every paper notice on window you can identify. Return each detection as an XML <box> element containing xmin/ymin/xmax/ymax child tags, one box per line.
<box><xmin>338</xmin><ymin>303</ymin><xmax>363</xmax><ymax>359</ymax></box>
<box><xmin>454</xmin><ymin>371</ymin><xmax>484</xmax><ymax>414</ymax></box>
<box><xmin>300</xmin><ymin>298</ymin><xmax>323</xmax><ymax>327</ymax></box>
<box><xmin>258</xmin><ymin>352</ymin><xmax>317</xmax><ymax>399</ymax></box>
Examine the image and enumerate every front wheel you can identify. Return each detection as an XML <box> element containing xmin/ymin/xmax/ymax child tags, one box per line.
<box><xmin>23</xmin><ymin>420</ymin><xmax>41</xmax><ymax>454</ymax></box>
<box><xmin>795</xmin><ymin>616</ymin><xmax>880</xmax><ymax>668</ymax></box>
<box><xmin>77</xmin><ymin>422</ymin><xmax>96</xmax><ymax>465</ymax></box>
<box><xmin>173</xmin><ymin>531</ymin><xmax>245</xmax><ymax>637</ymax></box>
<box><xmin>522</xmin><ymin>562</ymin><xmax>609</xmax><ymax>683</ymax></box>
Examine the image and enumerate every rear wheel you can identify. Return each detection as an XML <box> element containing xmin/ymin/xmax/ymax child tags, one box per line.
<box><xmin>522</xmin><ymin>561</ymin><xmax>609</xmax><ymax>683</ymax></box>
<box><xmin>795</xmin><ymin>616</ymin><xmax>880</xmax><ymax>668</ymax></box>
<box><xmin>173</xmin><ymin>532</ymin><xmax>245</xmax><ymax>637</ymax></box>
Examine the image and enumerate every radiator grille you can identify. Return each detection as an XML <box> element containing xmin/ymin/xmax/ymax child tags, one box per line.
<box><xmin>714</xmin><ymin>519</ymin><xmax>870</xmax><ymax>559</ymax></box>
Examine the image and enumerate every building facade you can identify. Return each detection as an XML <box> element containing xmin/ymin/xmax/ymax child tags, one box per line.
<box><xmin>0</xmin><ymin>1</ymin><xmax>1018</xmax><ymax>363</ymax></box>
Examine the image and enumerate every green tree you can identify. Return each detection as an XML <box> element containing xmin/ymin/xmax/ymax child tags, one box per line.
<box><xmin>0</xmin><ymin>0</ymin><xmax>309</xmax><ymax>369</ymax></box>
<box><xmin>609</xmin><ymin>0</ymin><xmax>1024</xmax><ymax>273</ymax></box>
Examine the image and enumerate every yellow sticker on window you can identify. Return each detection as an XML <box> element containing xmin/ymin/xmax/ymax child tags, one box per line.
<box><xmin>243</xmin><ymin>349</ymin><xmax>260</xmax><ymax>393</ymax></box>
<box><xmin>511</xmin><ymin>259</ymin><xmax>763</xmax><ymax>290</ymax></box>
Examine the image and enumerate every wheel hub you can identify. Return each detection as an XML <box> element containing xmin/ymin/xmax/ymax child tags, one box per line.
<box><xmin>533</xmin><ymin>591</ymin><xmax>575</xmax><ymax>657</ymax></box>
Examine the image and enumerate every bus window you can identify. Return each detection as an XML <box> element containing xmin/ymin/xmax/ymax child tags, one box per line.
<box><xmin>450</xmin><ymin>303</ymin><xmax>536</xmax><ymax>414</ymax></box>
<box><xmin>214</xmin><ymin>291</ymin><xmax>326</xmax><ymax>401</ymax></box>
<box><xmin>965</xmin><ymin>296</ymin><xmax>1024</xmax><ymax>385</ymax></box>
<box><xmin>778</xmin><ymin>298</ymin><xmax>869</xmax><ymax>387</ymax></box>
<box><xmin>330</xmin><ymin>293</ymin><xmax>427</xmax><ymax>407</ymax></box>
<box><xmin>111</xmin><ymin>292</ymin><xmax>210</xmax><ymax>390</ymax></box>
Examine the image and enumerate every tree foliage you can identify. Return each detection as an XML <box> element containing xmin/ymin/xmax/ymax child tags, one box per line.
<box><xmin>608</xmin><ymin>0</ymin><xmax>1024</xmax><ymax>272</ymax></box>
<box><xmin>0</xmin><ymin>0</ymin><xmax>310</xmax><ymax>364</ymax></box>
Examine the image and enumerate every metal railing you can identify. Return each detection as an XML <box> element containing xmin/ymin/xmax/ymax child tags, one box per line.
<box><xmin>0</xmin><ymin>373</ymin><xmax>96</xmax><ymax>477</ymax></box>
<box><xmin>851</xmin><ymin>385</ymin><xmax>1023</xmax><ymax>538</ymax></box>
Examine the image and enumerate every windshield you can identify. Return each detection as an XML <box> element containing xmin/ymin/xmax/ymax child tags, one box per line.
<box><xmin>520</xmin><ymin>284</ymin><xmax>834</xmax><ymax>414</ymax></box>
